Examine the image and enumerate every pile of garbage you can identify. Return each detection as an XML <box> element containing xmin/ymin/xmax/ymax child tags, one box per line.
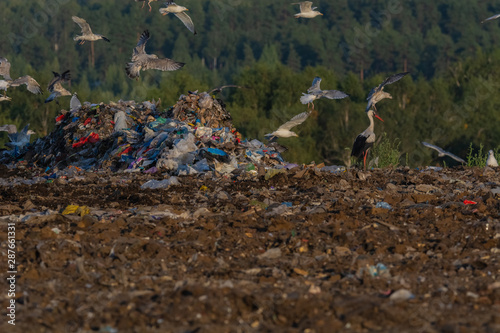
<box><xmin>1</xmin><ymin>91</ymin><xmax>287</xmax><ymax>175</ymax></box>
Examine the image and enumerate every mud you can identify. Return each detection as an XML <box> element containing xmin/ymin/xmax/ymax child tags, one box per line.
<box><xmin>1</xmin><ymin>166</ymin><xmax>500</xmax><ymax>332</ymax></box>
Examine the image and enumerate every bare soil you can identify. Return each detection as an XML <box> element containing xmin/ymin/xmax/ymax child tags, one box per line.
<box><xmin>1</xmin><ymin>166</ymin><xmax>500</xmax><ymax>332</ymax></box>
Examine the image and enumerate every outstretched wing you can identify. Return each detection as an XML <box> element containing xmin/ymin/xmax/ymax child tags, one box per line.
<box><xmin>174</xmin><ymin>12</ymin><xmax>197</xmax><ymax>35</ymax></box>
<box><xmin>72</xmin><ymin>16</ymin><xmax>93</xmax><ymax>35</ymax></box>
<box><xmin>381</xmin><ymin>72</ymin><xmax>409</xmax><ymax>88</ymax></box>
<box><xmin>134</xmin><ymin>30</ymin><xmax>150</xmax><ymax>56</ymax></box>
<box><xmin>47</xmin><ymin>70</ymin><xmax>70</xmax><ymax>91</ymax></box>
<box><xmin>0</xmin><ymin>58</ymin><xmax>12</xmax><ymax>80</ymax></box>
<box><xmin>0</xmin><ymin>124</ymin><xmax>17</xmax><ymax>134</ymax></box>
<box><xmin>277</xmin><ymin>111</ymin><xmax>311</xmax><ymax>131</ymax></box>
<box><xmin>301</xmin><ymin>2</ymin><xmax>313</xmax><ymax>12</ymax></box>
<box><xmin>307</xmin><ymin>77</ymin><xmax>322</xmax><ymax>93</ymax></box>
<box><xmin>11</xmin><ymin>75</ymin><xmax>42</xmax><ymax>94</ymax></box>
<box><xmin>444</xmin><ymin>152</ymin><xmax>465</xmax><ymax>164</ymax></box>
<box><xmin>322</xmin><ymin>89</ymin><xmax>349</xmax><ymax>100</ymax></box>
<box><xmin>482</xmin><ymin>14</ymin><xmax>500</xmax><ymax>23</ymax></box>
<box><xmin>143</xmin><ymin>58</ymin><xmax>185</xmax><ymax>72</ymax></box>
<box><xmin>421</xmin><ymin>141</ymin><xmax>444</xmax><ymax>154</ymax></box>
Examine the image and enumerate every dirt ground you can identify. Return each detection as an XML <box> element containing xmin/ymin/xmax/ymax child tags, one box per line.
<box><xmin>1</xmin><ymin>165</ymin><xmax>499</xmax><ymax>333</ymax></box>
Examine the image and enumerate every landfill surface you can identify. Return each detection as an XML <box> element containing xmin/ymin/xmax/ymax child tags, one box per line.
<box><xmin>0</xmin><ymin>165</ymin><xmax>500</xmax><ymax>332</ymax></box>
<box><xmin>0</xmin><ymin>95</ymin><xmax>500</xmax><ymax>332</ymax></box>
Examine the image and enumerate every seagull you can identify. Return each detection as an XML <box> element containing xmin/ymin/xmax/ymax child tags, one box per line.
<box><xmin>481</xmin><ymin>14</ymin><xmax>500</xmax><ymax>24</ymax></box>
<box><xmin>366</xmin><ymin>72</ymin><xmax>409</xmax><ymax>112</ymax></box>
<box><xmin>0</xmin><ymin>95</ymin><xmax>11</xmax><ymax>102</ymax></box>
<box><xmin>136</xmin><ymin>0</ymin><xmax>159</xmax><ymax>12</ymax></box>
<box><xmin>208</xmin><ymin>85</ymin><xmax>245</xmax><ymax>95</ymax></box>
<box><xmin>45</xmin><ymin>70</ymin><xmax>71</xmax><ymax>104</ymax></box>
<box><xmin>265</xmin><ymin>111</ymin><xmax>311</xmax><ymax>141</ymax></box>
<box><xmin>159</xmin><ymin>2</ymin><xmax>197</xmax><ymax>35</ymax></box>
<box><xmin>70</xmin><ymin>92</ymin><xmax>82</xmax><ymax>112</ymax></box>
<box><xmin>72</xmin><ymin>16</ymin><xmax>110</xmax><ymax>45</ymax></box>
<box><xmin>0</xmin><ymin>124</ymin><xmax>36</xmax><ymax>152</ymax></box>
<box><xmin>292</xmin><ymin>2</ymin><xmax>323</xmax><ymax>19</ymax></box>
<box><xmin>0</xmin><ymin>57</ymin><xmax>42</xmax><ymax>97</ymax></box>
<box><xmin>126</xmin><ymin>30</ymin><xmax>185</xmax><ymax>80</ymax></box>
<box><xmin>421</xmin><ymin>142</ymin><xmax>465</xmax><ymax>164</ymax></box>
<box><xmin>351</xmin><ymin>110</ymin><xmax>384</xmax><ymax>170</ymax></box>
<box><xmin>487</xmin><ymin>150</ymin><xmax>498</xmax><ymax>167</ymax></box>
<box><xmin>300</xmin><ymin>77</ymin><xmax>349</xmax><ymax>110</ymax></box>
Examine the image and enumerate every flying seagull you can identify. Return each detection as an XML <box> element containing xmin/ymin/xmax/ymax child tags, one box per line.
<box><xmin>366</xmin><ymin>72</ymin><xmax>409</xmax><ymax>112</ymax></box>
<box><xmin>0</xmin><ymin>95</ymin><xmax>11</xmax><ymax>102</ymax></box>
<box><xmin>481</xmin><ymin>14</ymin><xmax>500</xmax><ymax>24</ymax></box>
<box><xmin>135</xmin><ymin>0</ymin><xmax>159</xmax><ymax>12</ymax></box>
<box><xmin>126</xmin><ymin>30</ymin><xmax>185</xmax><ymax>80</ymax></box>
<box><xmin>208</xmin><ymin>85</ymin><xmax>245</xmax><ymax>95</ymax></box>
<box><xmin>487</xmin><ymin>150</ymin><xmax>498</xmax><ymax>167</ymax></box>
<box><xmin>0</xmin><ymin>57</ymin><xmax>42</xmax><ymax>98</ymax></box>
<box><xmin>45</xmin><ymin>70</ymin><xmax>71</xmax><ymax>104</ymax></box>
<box><xmin>421</xmin><ymin>142</ymin><xmax>465</xmax><ymax>164</ymax></box>
<box><xmin>351</xmin><ymin>110</ymin><xmax>384</xmax><ymax>170</ymax></box>
<box><xmin>300</xmin><ymin>77</ymin><xmax>349</xmax><ymax>110</ymax></box>
<box><xmin>72</xmin><ymin>16</ymin><xmax>110</xmax><ymax>45</ymax></box>
<box><xmin>292</xmin><ymin>2</ymin><xmax>323</xmax><ymax>19</ymax></box>
<box><xmin>159</xmin><ymin>2</ymin><xmax>197</xmax><ymax>35</ymax></box>
<box><xmin>0</xmin><ymin>124</ymin><xmax>36</xmax><ymax>152</ymax></box>
<box><xmin>265</xmin><ymin>111</ymin><xmax>311</xmax><ymax>141</ymax></box>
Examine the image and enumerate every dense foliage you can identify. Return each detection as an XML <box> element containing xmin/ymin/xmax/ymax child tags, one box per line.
<box><xmin>1</xmin><ymin>0</ymin><xmax>500</xmax><ymax>166</ymax></box>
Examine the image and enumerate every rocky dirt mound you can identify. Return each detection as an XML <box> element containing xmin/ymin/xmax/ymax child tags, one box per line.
<box><xmin>0</xmin><ymin>166</ymin><xmax>499</xmax><ymax>332</ymax></box>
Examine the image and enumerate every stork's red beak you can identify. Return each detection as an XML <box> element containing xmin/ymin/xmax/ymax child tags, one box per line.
<box><xmin>374</xmin><ymin>113</ymin><xmax>384</xmax><ymax>122</ymax></box>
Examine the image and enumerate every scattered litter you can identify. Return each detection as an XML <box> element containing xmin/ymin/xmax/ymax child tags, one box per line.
<box><xmin>62</xmin><ymin>205</ymin><xmax>90</xmax><ymax>217</ymax></box>
<box><xmin>140</xmin><ymin>177</ymin><xmax>180</xmax><ymax>189</ymax></box>
<box><xmin>389</xmin><ymin>289</ymin><xmax>414</xmax><ymax>302</ymax></box>
<box><xmin>375</xmin><ymin>202</ymin><xmax>392</xmax><ymax>210</ymax></box>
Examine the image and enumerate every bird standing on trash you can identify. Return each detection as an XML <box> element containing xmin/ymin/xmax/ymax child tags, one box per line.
<box><xmin>366</xmin><ymin>72</ymin><xmax>409</xmax><ymax>112</ymax></box>
<box><xmin>72</xmin><ymin>16</ymin><xmax>110</xmax><ymax>44</ymax></box>
<box><xmin>0</xmin><ymin>124</ymin><xmax>36</xmax><ymax>153</ymax></box>
<box><xmin>300</xmin><ymin>77</ymin><xmax>349</xmax><ymax>110</ymax></box>
<box><xmin>159</xmin><ymin>2</ymin><xmax>197</xmax><ymax>35</ymax></box>
<box><xmin>351</xmin><ymin>110</ymin><xmax>384</xmax><ymax>170</ymax></box>
<box><xmin>265</xmin><ymin>111</ymin><xmax>311</xmax><ymax>141</ymax></box>
<box><xmin>0</xmin><ymin>57</ymin><xmax>42</xmax><ymax>98</ymax></box>
<box><xmin>292</xmin><ymin>2</ymin><xmax>323</xmax><ymax>19</ymax></box>
<box><xmin>487</xmin><ymin>150</ymin><xmax>498</xmax><ymax>167</ymax></box>
<box><xmin>421</xmin><ymin>142</ymin><xmax>466</xmax><ymax>164</ymax></box>
<box><xmin>126</xmin><ymin>30</ymin><xmax>185</xmax><ymax>79</ymax></box>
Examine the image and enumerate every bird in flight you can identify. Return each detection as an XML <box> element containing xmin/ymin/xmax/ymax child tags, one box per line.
<box><xmin>126</xmin><ymin>30</ymin><xmax>185</xmax><ymax>80</ymax></box>
<box><xmin>159</xmin><ymin>2</ymin><xmax>197</xmax><ymax>35</ymax></box>
<box><xmin>481</xmin><ymin>14</ymin><xmax>500</xmax><ymax>24</ymax></box>
<box><xmin>0</xmin><ymin>57</ymin><xmax>42</xmax><ymax>99</ymax></box>
<box><xmin>136</xmin><ymin>0</ymin><xmax>159</xmax><ymax>12</ymax></box>
<box><xmin>366</xmin><ymin>72</ymin><xmax>409</xmax><ymax>112</ymax></box>
<box><xmin>421</xmin><ymin>142</ymin><xmax>465</xmax><ymax>164</ymax></box>
<box><xmin>45</xmin><ymin>70</ymin><xmax>72</xmax><ymax>104</ymax></box>
<box><xmin>72</xmin><ymin>16</ymin><xmax>110</xmax><ymax>45</ymax></box>
<box><xmin>265</xmin><ymin>111</ymin><xmax>311</xmax><ymax>141</ymax></box>
<box><xmin>292</xmin><ymin>2</ymin><xmax>323</xmax><ymax>19</ymax></box>
<box><xmin>300</xmin><ymin>77</ymin><xmax>349</xmax><ymax>110</ymax></box>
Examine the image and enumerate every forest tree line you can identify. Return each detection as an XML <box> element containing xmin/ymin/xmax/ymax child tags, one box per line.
<box><xmin>1</xmin><ymin>0</ymin><xmax>500</xmax><ymax>165</ymax></box>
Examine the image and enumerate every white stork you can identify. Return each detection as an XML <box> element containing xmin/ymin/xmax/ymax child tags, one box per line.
<box><xmin>351</xmin><ymin>110</ymin><xmax>384</xmax><ymax>170</ymax></box>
